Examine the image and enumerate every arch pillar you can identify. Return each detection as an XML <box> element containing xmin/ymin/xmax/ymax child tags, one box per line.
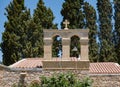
<box><xmin>62</xmin><ymin>38</ymin><xmax>70</xmax><ymax>60</ymax></box>
<box><xmin>80</xmin><ymin>37</ymin><xmax>89</xmax><ymax>60</ymax></box>
<box><xmin>44</xmin><ymin>38</ymin><xmax>52</xmax><ymax>60</ymax></box>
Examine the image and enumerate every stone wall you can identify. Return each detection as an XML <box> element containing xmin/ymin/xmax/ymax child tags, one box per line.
<box><xmin>0</xmin><ymin>69</ymin><xmax>43</xmax><ymax>87</ymax></box>
<box><xmin>43</xmin><ymin>60</ymin><xmax>89</xmax><ymax>70</ymax></box>
<box><xmin>0</xmin><ymin>66</ymin><xmax>120</xmax><ymax>87</ymax></box>
<box><xmin>0</xmin><ymin>67</ymin><xmax>88</xmax><ymax>87</ymax></box>
<box><xmin>90</xmin><ymin>75</ymin><xmax>120</xmax><ymax>87</ymax></box>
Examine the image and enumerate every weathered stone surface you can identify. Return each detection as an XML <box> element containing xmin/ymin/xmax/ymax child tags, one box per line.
<box><xmin>0</xmin><ymin>67</ymin><xmax>120</xmax><ymax>87</ymax></box>
<box><xmin>62</xmin><ymin>45</ymin><xmax>70</xmax><ymax>59</ymax></box>
<box><xmin>44</xmin><ymin>46</ymin><xmax>52</xmax><ymax>60</ymax></box>
<box><xmin>44</xmin><ymin>29</ymin><xmax>89</xmax><ymax>38</ymax></box>
<box><xmin>90</xmin><ymin>75</ymin><xmax>120</xmax><ymax>87</ymax></box>
<box><xmin>43</xmin><ymin>29</ymin><xmax>89</xmax><ymax>63</ymax></box>
<box><xmin>42</xmin><ymin>60</ymin><xmax>89</xmax><ymax>70</ymax></box>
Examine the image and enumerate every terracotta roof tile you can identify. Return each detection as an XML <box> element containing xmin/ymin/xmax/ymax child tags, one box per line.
<box><xmin>9</xmin><ymin>59</ymin><xmax>120</xmax><ymax>74</ymax></box>
<box><xmin>9</xmin><ymin>58</ymin><xmax>43</xmax><ymax>69</ymax></box>
<box><xmin>89</xmin><ymin>62</ymin><xmax>120</xmax><ymax>74</ymax></box>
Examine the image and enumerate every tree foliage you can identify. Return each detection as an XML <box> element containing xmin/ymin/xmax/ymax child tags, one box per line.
<box><xmin>83</xmin><ymin>2</ymin><xmax>98</xmax><ymax>62</ymax></box>
<box><xmin>2</xmin><ymin>0</ymin><xmax>120</xmax><ymax>64</ymax></box>
<box><xmin>21</xmin><ymin>19</ymin><xmax>43</xmax><ymax>58</ymax></box>
<box><xmin>114</xmin><ymin>0</ymin><xmax>120</xmax><ymax>64</ymax></box>
<box><xmin>2</xmin><ymin>0</ymin><xmax>53</xmax><ymax>65</ymax></box>
<box><xmin>61</xmin><ymin>0</ymin><xmax>84</xmax><ymax>58</ymax></box>
<box><xmin>33</xmin><ymin>0</ymin><xmax>57</xmax><ymax>29</ymax></box>
<box><xmin>33</xmin><ymin>0</ymin><xmax>57</xmax><ymax>57</ymax></box>
<box><xmin>97</xmin><ymin>0</ymin><xmax>117</xmax><ymax>62</ymax></box>
<box><xmin>61</xmin><ymin>0</ymin><xmax>98</xmax><ymax>61</ymax></box>
<box><xmin>61</xmin><ymin>0</ymin><xmax>84</xmax><ymax>29</ymax></box>
<box><xmin>1</xmin><ymin>0</ymin><xmax>25</xmax><ymax>65</ymax></box>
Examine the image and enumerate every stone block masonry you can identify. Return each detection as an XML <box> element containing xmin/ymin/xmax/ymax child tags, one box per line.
<box><xmin>0</xmin><ymin>67</ymin><xmax>88</xmax><ymax>87</ymax></box>
<box><xmin>90</xmin><ymin>75</ymin><xmax>120</xmax><ymax>87</ymax></box>
<box><xmin>43</xmin><ymin>60</ymin><xmax>89</xmax><ymax>70</ymax></box>
<box><xmin>1</xmin><ymin>65</ymin><xmax>120</xmax><ymax>87</ymax></box>
<box><xmin>43</xmin><ymin>29</ymin><xmax>89</xmax><ymax>61</ymax></box>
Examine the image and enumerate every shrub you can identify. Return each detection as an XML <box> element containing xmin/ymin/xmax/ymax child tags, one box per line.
<box><xmin>29</xmin><ymin>80</ymin><xmax>40</xmax><ymax>87</ymax></box>
<box><xmin>39</xmin><ymin>72</ymin><xmax>92</xmax><ymax>87</ymax></box>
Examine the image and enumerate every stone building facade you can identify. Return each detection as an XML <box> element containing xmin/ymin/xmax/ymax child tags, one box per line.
<box><xmin>0</xmin><ymin>64</ymin><xmax>120</xmax><ymax>87</ymax></box>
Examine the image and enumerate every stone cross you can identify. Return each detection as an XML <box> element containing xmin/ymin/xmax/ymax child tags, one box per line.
<box><xmin>63</xmin><ymin>19</ymin><xmax>70</xmax><ymax>30</ymax></box>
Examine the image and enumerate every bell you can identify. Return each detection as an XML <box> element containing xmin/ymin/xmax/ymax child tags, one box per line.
<box><xmin>72</xmin><ymin>46</ymin><xmax>78</xmax><ymax>52</ymax></box>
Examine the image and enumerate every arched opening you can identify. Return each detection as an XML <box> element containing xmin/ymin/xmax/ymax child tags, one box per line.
<box><xmin>52</xmin><ymin>35</ymin><xmax>62</xmax><ymax>57</ymax></box>
<box><xmin>70</xmin><ymin>35</ymin><xmax>80</xmax><ymax>58</ymax></box>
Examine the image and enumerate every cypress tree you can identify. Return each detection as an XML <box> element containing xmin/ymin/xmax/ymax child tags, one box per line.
<box><xmin>22</xmin><ymin>18</ymin><xmax>43</xmax><ymax>58</ymax></box>
<box><xmin>1</xmin><ymin>0</ymin><xmax>41</xmax><ymax>64</ymax></box>
<box><xmin>114</xmin><ymin>0</ymin><xmax>120</xmax><ymax>63</ymax></box>
<box><xmin>33</xmin><ymin>0</ymin><xmax>57</xmax><ymax>29</ymax></box>
<box><xmin>83</xmin><ymin>2</ymin><xmax>98</xmax><ymax>62</ymax></box>
<box><xmin>1</xmin><ymin>0</ymin><xmax>25</xmax><ymax>65</ymax></box>
<box><xmin>61</xmin><ymin>0</ymin><xmax>99</xmax><ymax>59</ymax></box>
<box><xmin>61</xmin><ymin>0</ymin><xmax>84</xmax><ymax>29</ymax></box>
<box><xmin>61</xmin><ymin>0</ymin><xmax>84</xmax><ymax>57</ymax></box>
<box><xmin>17</xmin><ymin>9</ymin><xmax>31</xmax><ymax>58</ymax></box>
<box><xmin>15</xmin><ymin>7</ymin><xmax>43</xmax><ymax>58</ymax></box>
<box><xmin>97</xmin><ymin>0</ymin><xmax>117</xmax><ymax>62</ymax></box>
<box><xmin>33</xmin><ymin>0</ymin><xmax>57</xmax><ymax>57</ymax></box>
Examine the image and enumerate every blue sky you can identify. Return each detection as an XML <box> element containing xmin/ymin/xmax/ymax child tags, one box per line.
<box><xmin>0</xmin><ymin>0</ymin><xmax>96</xmax><ymax>62</ymax></box>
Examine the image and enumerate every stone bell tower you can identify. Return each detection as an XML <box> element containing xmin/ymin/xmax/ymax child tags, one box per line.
<box><xmin>43</xmin><ymin>20</ymin><xmax>89</xmax><ymax>71</ymax></box>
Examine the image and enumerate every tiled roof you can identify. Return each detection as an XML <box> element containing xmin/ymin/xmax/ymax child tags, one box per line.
<box><xmin>9</xmin><ymin>58</ymin><xmax>120</xmax><ymax>74</ymax></box>
<box><xmin>9</xmin><ymin>58</ymin><xmax>43</xmax><ymax>69</ymax></box>
<box><xmin>89</xmin><ymin>62</ymin><xmax>120</xmax><ymax>74</ymax></box>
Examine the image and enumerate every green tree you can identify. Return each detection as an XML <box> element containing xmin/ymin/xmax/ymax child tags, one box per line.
<box><xmin>61</xmin><ymin>0</ymin><xmax>99</xmax><ymax>60</ymax></box>
<box><xmin>16</xmin><ymin>9</ymin><xmax>31</xmax><ymax>58</ymax></box>
<box><xmin>61</xmin><ymin>0</ymin><xmax>84</xmax><ymax>29</ymax></box>
<box><xmin>15</xmin><ymin>8</ymin><xmax>43</xmax><ymax>58</ymax></box>
<box><xmin>61</xmin><ymin>0</ymin><xmax>84</xmax><ymax>57</ymax></box>
<box><xmin>1</xmin><ymin>0</ymin><xmax>42</xmax><ymax>65</ymax></box>
<box><xmin>114</xmin><ymin>0</ymin><xmax>120</xmax><ymax>63</ymax></box>
<box><xmin>22</xmin><ymin>19</ymin><xmax>43</xmax><ymax>58</ymax></box>
<box><xmin>1</xmin><ymin>0</ymin><xmax>25</xmax><ymax>65</ymax></box>
<box><xmin>33</xmin><ymin>0</ymin><xmax>57</xmax><ymax>57</ymax></box>
<box><xmin>97</xmin><ymin>0</ymin><xmax>117</xmax><ymax>62</ymax></box>
<box><xmin>83</xmin><ymin>2</ymin><xmax>98</xmax><ymax>62</ymax></box>
<box><xmin>33</xmin><ymin>0</ymin><xmax>57</xmax><ymax>29</ymax></box>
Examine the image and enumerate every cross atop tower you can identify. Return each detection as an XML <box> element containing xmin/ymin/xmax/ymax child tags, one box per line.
<box><xmin>63</xmin><ymin>19</ymin><xmax>70</xmax><ymax>30</ymax></box>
